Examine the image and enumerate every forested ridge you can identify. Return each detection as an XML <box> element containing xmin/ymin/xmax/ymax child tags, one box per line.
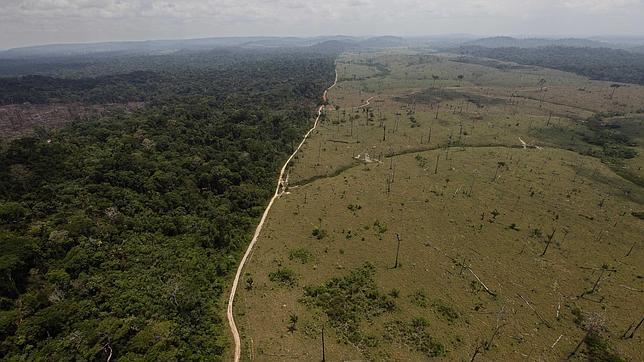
<box><xmin>0</xmin><ymin>50</ymin><xmax>335</xmax><ymax>360</ymax></box>
<box><xmin>455</xmin><ymin>46</ymin><xmax>644</xmax><ymax>85</ymax></box>
<box><xmin>0</xmin><ymin>51</ymin><xmax>331</xmax><ymax>106</ymax></box>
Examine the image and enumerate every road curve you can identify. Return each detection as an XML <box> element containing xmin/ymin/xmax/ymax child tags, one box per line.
<box><xmin>355</xmin><ymin>96</ymin><xmax>375</xmax><ymax>109</ymax></box>
<box><xmin>226</xmin><ymin>68</ymin><xmax>338</xmax><ymax>362</ymax></box>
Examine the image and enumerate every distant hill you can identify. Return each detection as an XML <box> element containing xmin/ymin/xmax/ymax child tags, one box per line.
<box><xmin>310</xmin><ymin>40</ymin><xmax>358</xmax><ymax>53</ymax></box>
<box><xmin>358</xmin><ymin>36</ymin><xmax>406</xmax><ymax>48</ymax></box>
<box><xmin>590</xmin><ymin>35</ymin><xmax>644</xmax><ymax>45</ymax></box>
<box><xmin>0</xmin><ymin>37</ymin><xmax>271</xmax><ymax>58</ymax></box>
<box><xmin>463</xmin><ymin>36</ymin><xmax>620</xmax><ymax>49</ymax></box>
<box><xmin>241</xmin><ymin>36</ymin><xmax>361</xmax><ymax>48</ymax></box>
<box><xmin>455</xmin><ymin>45</ymin><xmax>644</xmax><ymax>85</ymax></box>
<box><xmin>0</xmin><ymin>35</ymin><xmax>407</xmax><ymax>59</ymax></box>
<box><xmin>5</xmin><ymin>35</ymin><xmax>643</xmax><ymax>60</ymax></box>
<box><xmin>310</xmin><ymin>36</ymin><xmax>406</xmax><ymax>52</ymax></box>
<box><xmin>406</xmin><ymin>35</ymin><xmax>477</xmax><ymax>48</ymax></box>
<box><xmin>630</xmin><ymin>45</ymin><xmax>644</xmax><ymax>54</ymax></box>
<box><xmin>239</xmin><ymin>37</ymin><xmax>314</xmax><ymax>48</ymax></box>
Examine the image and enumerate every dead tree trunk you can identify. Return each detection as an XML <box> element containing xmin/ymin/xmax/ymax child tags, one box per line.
<box><xmin>394</xmin><ymin>233</ymin><xmax>401</xmax><ymax>268</ymax></box>
<box><xmin>622</xmin><ymin>317</ymin><xmax>643</xmax><ymax>339</ymax></box>
<box><xmin>567</xmin><ymin>331</ymin><xmax>589</xmax><ymax>359</ymax></box>
<box><xmin>541</xmin><ymin>228</ymin><xmax>557</xmax><ymax>256</ymax></box>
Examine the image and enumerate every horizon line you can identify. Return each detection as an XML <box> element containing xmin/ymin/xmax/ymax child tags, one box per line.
<box><xmin>3</xmin><ymin>33</ymin><xmax>644</xmax><ymax>52</ymax></box>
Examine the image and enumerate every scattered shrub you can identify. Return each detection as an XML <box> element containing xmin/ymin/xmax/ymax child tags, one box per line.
<box><xmin>301</xmin><ymin>263</ymin><xmax>395</xmax><ymax>349</ymax></box>
<box><xmin>288</xmin><ymin>248</ymin><xmax>313</xmax><ymax>264</ymax></box>
<box><xmin>415</xmin><ymin>155</ymin><xmax>429</xmax><ymax>168</ymax></box>
<box><xmin>384</xmin><ymin>318</ymin><xmax>445</xmax><ymax>357</ymax></box>
<box><xmin>269</xmin><ymin>268</ymin><xmax>297</xmax><ymax>288</ymax></box>
<box><xmin>584</xmin><ymin>331</ymin><xmax>624</xmax><ymax>362</ymax></box>
<box><xmin>312</xmin><ymin>228</ymin><xmax>327</xmax><ymax>240</ymax></box>
<box><xmin>410</xmin><ymin>290</ymin><xmax>428</xmax><ymax>308</ymax></box>
<box><xmin>432</xmin><ymin>300</ymin><xmax>460</xmax><ymax>323</ymax></box>
<box><xmin>373</xmin><ymin>220</ymin><xmax>387</xmax><ymax>239</ymax></box>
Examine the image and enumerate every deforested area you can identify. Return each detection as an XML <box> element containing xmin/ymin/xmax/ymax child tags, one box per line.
<box><xmin>1</xmin><ymin>1</ymin><xmax>644</xmax><ymax>361</ymax></box>
<box><xmin>236</xmin><ymin>51</ymin><xmax>644</xmax><ymax>361</ymax></box>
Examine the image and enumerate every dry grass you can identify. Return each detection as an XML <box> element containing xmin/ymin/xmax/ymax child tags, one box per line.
<box><xmin>234</xmin><ymin>51</ymin><xmax>644</xmax><ymax>361</ymax></box>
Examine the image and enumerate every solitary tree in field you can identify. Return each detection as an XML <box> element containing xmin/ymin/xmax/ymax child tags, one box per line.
<box><xmin>432</xmin><ymin>75</ymin><xmax>439</xmax><ymax>88</ymax></box>
<box><xmin>288</xmin><ymin>314</ymin><xmax>298</xmax><ymax>333</ymax></box>
<box><xmin>609</xmin><ymin>84</ymin><xmax>621</xmax><ymax>99</ymax></box>
<box><xmin>457</xmin><ymin>74</ymin><xmax>464</xmax><ymax>85</ymax></box>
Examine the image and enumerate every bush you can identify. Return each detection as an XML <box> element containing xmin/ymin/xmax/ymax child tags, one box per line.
<box><xmin>584</xmin><ymin>331</ymin><xmax>624</xmax><ymax>362</ymax></box>
<box><xmin>432</xmin><ymin>300</ymin><xmax>460</xmax><ymax>323</ymax></box>
<box><xmin>301</xmin><ymin>263</ymin><xmax>395</xmax><ymax>348</ymax></box>
<box><xmin>384</xmin><ymin>318</ymin><xmax>445</xmax><ymax>357</ymax></box>
<box><xmin>410</xmin><ymin>290</ymin><xmax>428</xmax><ymax>308</ymax></box>
<box><xmin>415</xmin><ymin>155</ymin><xmax>429</xmax><ymax>168</ymax></box>
<box><xmin>311</xmin><ymin>228</ymin><xmax>327</xmax><ymax>240</ymax></box>
<box><xmin>288</xmin><ymin>248</ymin><xmax>313</xmax><ymax>264</ymax></box>
<box><xmin>269</xmin><ymin>268</ymin><xmax>298</xmax><ymax>288</ymax></box>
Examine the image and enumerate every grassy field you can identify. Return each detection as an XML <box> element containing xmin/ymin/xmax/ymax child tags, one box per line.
<box><xmin>233</xmin><ymin>51</ymin><xmax>644</xmax><ymax>361</ymax></box>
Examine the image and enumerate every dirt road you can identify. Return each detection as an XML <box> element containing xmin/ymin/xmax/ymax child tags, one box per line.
<box><xmin>356</xmin><ymin>96</ymin><xmax>375</xmax><ymax>109</ymax></box>
<box><xmin>226</xmin><ymin>68</ymin><xmax>338</xmax><ymax>362</ymax></box>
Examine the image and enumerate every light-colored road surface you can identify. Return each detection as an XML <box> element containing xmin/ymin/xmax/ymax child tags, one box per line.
<box><xmin>226</xmin><ymin>68</ymin><xmax>338</xmax><ymax>362</ymax></box>
<box><xmin>355</xmin><ymin>96</ymin><xmax>375</xmax><ymax>109</ymax></box>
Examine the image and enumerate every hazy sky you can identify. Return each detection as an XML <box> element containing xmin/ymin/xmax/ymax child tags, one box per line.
<box><xmin>1</xmin><ymin>0</ymin><xmax>643</xmax><ymax>49</ymax></box>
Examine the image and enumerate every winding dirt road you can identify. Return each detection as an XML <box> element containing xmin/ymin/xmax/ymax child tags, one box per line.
<box><xmin>226</xmin><ymin>68</ymin><xmax>338</xmax><ymax>362</ymax></box>
<box><xmin>355</xmin><ymin>96</ymin><xmax>375</xmax><ymax>109</ymax></box>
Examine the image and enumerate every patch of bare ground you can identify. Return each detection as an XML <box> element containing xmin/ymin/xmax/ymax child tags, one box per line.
<box><xmin>0</xmin><ymin>102</ymin><xmax>144</xmax><ymax>139</ymax></box>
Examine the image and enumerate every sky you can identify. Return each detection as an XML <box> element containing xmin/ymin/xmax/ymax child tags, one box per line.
<box><xmin>0</xmin><ymin>0</ymin><xmax>643</xmax><ymax>49</ymax></box>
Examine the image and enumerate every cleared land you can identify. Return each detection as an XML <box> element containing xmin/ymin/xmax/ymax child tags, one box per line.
<box><xmin>234</xmin><ymin>52</ymin><xmax>644</xmax><ymax>361</ymax></box>
<box><xmin>0</xmin><ymin>102</ymin><xmax>144</xmax><ymax>139</ymax></box>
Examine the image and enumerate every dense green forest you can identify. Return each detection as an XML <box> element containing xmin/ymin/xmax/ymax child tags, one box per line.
<box><xmin>455</xmin><ymin>46</ymin><xmax>644</xmax><ymax>84</ymax></box>
<box><xmin>0</xmin><ymin>50</ymin><xmax>334</xmax><ymax>105</ymax></box>
<box><xmin>0</xmin><ymin>50</ymin><xmax>335</xmax><ymax>360</ymax></box>
<box><xmin>0</xmin><ymin>47</ymin><xmax>338</xmax><ymax>78</ymax></box>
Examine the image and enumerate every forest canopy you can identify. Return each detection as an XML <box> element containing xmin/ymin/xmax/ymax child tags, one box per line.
<box><xmin>454</xmin><ymin>46</ymin><xmax>644</xmax><ymax>85</ymax></box>
<box><xmin>0</xmin><ymin>49</ymin><xmax>336</xmax><ymax>360</ymax></box>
